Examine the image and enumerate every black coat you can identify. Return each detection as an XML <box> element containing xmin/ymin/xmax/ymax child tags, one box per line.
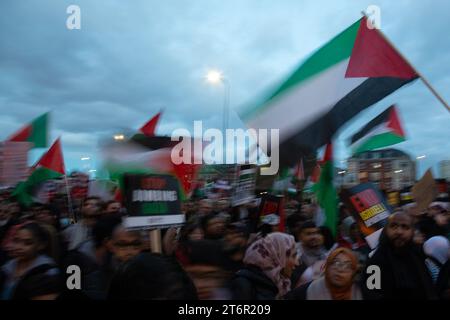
<box><xmin>230</xmin><ymin>266</ymin><xmax>278</xmax><ymax>300</ymax></box>
<box><xmin>361</xmin><ymin>242</ymin><xmax>437</xmax><ymax>300</ymax></box>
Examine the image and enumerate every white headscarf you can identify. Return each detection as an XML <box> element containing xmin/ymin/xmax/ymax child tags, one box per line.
<box><xmin>423</xmin><ymin>236</ymin><xmax>450</xmax><ymax>265</ymax></box>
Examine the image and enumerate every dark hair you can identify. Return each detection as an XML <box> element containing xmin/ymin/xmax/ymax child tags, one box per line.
<box><xmin>18</xmin><ymin>223</ymin><xmax>51</xmax><ymax>256</ymax></box>
<box><xmin>319</xmin><ymin>226</ymin><xmax>335</xmax><ymax>250</ymax></box>
<box><xmin>84</xmin><ymin>196</ymin><xmax>102</xmax><ymax>204</ymax></box>
<box><xmin>92</xmin><ymin>215</ymin><xmax>122</xmax><ymax>249</ymax></box>
<box><xmin>107</xmin><ymin>253</ymin><xmax>198</xmax><ymax>300</ymax></box>
<box><xmin>103</xmin><ymin>200</ymin><xmax>121</xmax><ymax>210</ymax></box>
<box><xmin>298</xmin><ymin>220</ymin><xmax>317</xmax><ymax>233</ymax></box>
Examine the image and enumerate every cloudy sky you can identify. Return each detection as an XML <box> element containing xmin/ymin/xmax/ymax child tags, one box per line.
<box><xmin>1</xmin><ymin>0</ymin><xmax>449</xmax><ymax>178</ymax></box>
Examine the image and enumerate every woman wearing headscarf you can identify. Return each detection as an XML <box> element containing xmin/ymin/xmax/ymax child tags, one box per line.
<box><xmin>423</xmin><ymin>236</ymin><xmax>450</xmax><ymax>283</ymax></box>
<box><xmin>285</xmin><ymin>247</ymin><xmax>362</xmax><ymax>300</ymax></box>
<box><xmin>230</xmin><ymin>232</ymin><xmax>297</xmax><ymax>300</ymax></box>
<box><xmin>423</xmin><ymin>236</ymin><xmax>450</xmax><ymax>299</ymax></box>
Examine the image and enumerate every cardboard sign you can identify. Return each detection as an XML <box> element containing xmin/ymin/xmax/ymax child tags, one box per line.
<box><xmin>341</xmin><ymin>183</ymin><xmax>392</xmax><ymax>249</ymax></box>
<box><xmin>123</xmin><ymin>174</ymin><xmax>184</xmax><ymax>230</ymax></box>
<box><xmin>412</xmin><ymin>169</ymin><xmax>437</xmax><ymax>213</ymax></box>
<box><xmin>258</xmin><ymin>194</ymin><xmax>285</xmax><ymax>232</ymax></box>
<box><xmin>232</xmin><ymin>167</ymin><xmax>257</xmax><ymax>206</ymax></box>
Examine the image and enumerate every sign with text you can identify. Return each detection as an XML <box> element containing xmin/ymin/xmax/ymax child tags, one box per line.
<box><xmin>123</xmin><ymin>173</ymin><xmax>184</xmax><ymax>229</ymax></box>
<box><xmin>232</xmin><ymin>167</ymin><xmax>257</xmax><ymax>206</ymax></box>
<box><xmin>341</xmin><ymin>183</ymin><xmax>392</xmax><ymax>249</ymax></box>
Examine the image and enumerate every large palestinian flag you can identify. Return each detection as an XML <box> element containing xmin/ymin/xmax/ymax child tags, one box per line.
<box><xmin>350</xmin><ymin>105</ymin><xmax>406</xmax><ymax>154</ymax></box>
<box><xmin>241</xmin><ymin>17</ymin><xmax>418</xmax><ymax>168</ymax></box>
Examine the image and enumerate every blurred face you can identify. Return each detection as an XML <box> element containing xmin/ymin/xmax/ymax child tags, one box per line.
<box><xmin>111</xmin><ymin>229</ymin><xmax>143</xmax><ymax>263</ymax></box>
<box><xmin>106</xmin><ymin>202</ymin><xmax>121</xmax><ymax>215</ymax></box>
<box><xmin>8</xmin><ymin>202</ymin><xmax>21</xmax><ymax>215</ymax></box>
<box><xmin>386</xmin><ymin>213</ymin><xmax>414</xmax><ymax>248</ymax></box>
<box><xmin>0</xmin><ymin>203</ymin><xmax>10</xmax><ymax>221</ymax></box>
<box><xmin>36</xmin><ymin>208</ymin><xmax>55</xmax><ymax>226</ymax></box>
<box><xmin>413</xmin><ymin>229</ymin><xmax>425</xmax><ymax>246</ymax></box>
<box><xmin>206</xmin><ymin>217</ymin><xmax>226</xmax><ymax>239</ymax></box>
<box><xmin>282</xmin><ymin>248</ymin><xmax>299</xmax><ymax>278</ymax></box>
<box><xmin>13</xmin><ymin>229</ymin><xmax>43</xmax><ymax>262</ymax></box>
<box><xmin>188</xmin><ymin>227</ymin><xmax>204</xmax><ymax>241</ymax></box>
<box><xmin>326</xmin><ymin>253</ymin><xmax>355</xmax><ymax>288</ymax></box>
<box><xmin>185</xmin><ymin>264</ymin><xmax>227</xmax><ymax>300</ymax></box>
<box><xmin>82</xmin><ymin>198</ymin><xmax>102</xmax><ymax>218</ymax></box>
<box><xmin>299</xmin><ymin>227</ymin><xmax>323</xmax><ymax>249</ymax></box>
<box><xmin>199</xmin><ymin>201</ymin><xmax>213</xmax><ymax>215</ymax></box>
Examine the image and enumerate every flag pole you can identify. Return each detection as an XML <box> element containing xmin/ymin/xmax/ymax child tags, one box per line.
<box><xmin>361</xmin><ymin>11</ymin><xmax>450</xmax><ymax>113</ymax></box>
<box><xmin>64</xmin><ymin>175</ymin><xmax>76</xmax><ymax>223</ymax></box>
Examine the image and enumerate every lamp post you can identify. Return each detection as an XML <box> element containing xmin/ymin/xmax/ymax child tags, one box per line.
<box><xmin>206</xmin><ymin>70</ymin><xmax>230</xmax><ymax>135</ymax></box>
<box><xmin>416</xmin><ymin>155</ymin><xmax>426</xmax><ymax>179</ymax></box>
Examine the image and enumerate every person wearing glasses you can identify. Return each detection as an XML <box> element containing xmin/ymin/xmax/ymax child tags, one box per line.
<box><xmin>285</xmin><ymin>247</ymin><xmax>362</xmax><ymax>300</ymax></box>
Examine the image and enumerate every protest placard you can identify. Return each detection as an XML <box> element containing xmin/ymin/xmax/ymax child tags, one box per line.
<box><xmin>340</xmin><ymin>183</ymin><xmax>392</xmax><ymax>249</ymax></box>
<box><xmin>412</xmin><ymin>169</ymin><xmax>437</xmax><ymax>213</ymax></box>
<box><xmin>231</xmin><ymin>167</ymin><xmax>257</xmax><ymax>206</ymax></box>
<box><xmin>258</xmin><ymin>194</ymin><xmax>285</xmax><ymax>232</ymax></box>
<box><xmin>123</xmin><ymin>173</ymin><xmax>184</xmax><ymax>230</ymax></box>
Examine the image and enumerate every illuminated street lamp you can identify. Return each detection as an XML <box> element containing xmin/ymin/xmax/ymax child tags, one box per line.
<box><xmin>113</xmin><ymin>134</ymin><xmax>125</xmax><ymax>141</ymax></box>
<box><xmin>206</xmin><ymin>69</ymin><xmax>230</xmax><ymax>134</ymax></box>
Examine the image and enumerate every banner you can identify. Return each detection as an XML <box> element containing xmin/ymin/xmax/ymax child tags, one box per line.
<box><xmin>340</xmin><ymin>183</ymin><xmax>392</xmax><ymax>249</ymax></box>
<box><xmin>258</xmin><ymin>194</ymin><xmax>285</xmax><ymax>232</ymax></box>
<box><xmin>123</xmin><ymin>173</ymin><xmax>184</xmax><ymax>229</ymax></box>
<box><xmin>0</xmin><ymin>142</ymin><xmax>30</xmax><ymax>187</ymax></box>
<box><xmin>232</xmin><ymin>167</ymin><xmax>257</xmax><ymax>206</ymax></box>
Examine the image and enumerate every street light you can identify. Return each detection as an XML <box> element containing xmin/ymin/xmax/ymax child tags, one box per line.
<box><xmin>113</xmin><ymin>134</ymin><xmax>125</xmax><ymax>141</ymax></box>
<box><xmin>206</xmin><ymin>69</ymin><xmax>230</xmax><ymax>134</ymax></box>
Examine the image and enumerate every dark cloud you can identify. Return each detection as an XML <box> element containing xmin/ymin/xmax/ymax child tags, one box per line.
<box><xmin>1</xmin><ymin>0</ymin><xmax>449</xmax><ymax>173</ymax></box>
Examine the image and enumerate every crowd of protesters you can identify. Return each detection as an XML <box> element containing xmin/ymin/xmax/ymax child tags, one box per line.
<box><xmin>0</xmin><ymin>180</ymin><xmax>449</xmax><ymax>300</ymax></box>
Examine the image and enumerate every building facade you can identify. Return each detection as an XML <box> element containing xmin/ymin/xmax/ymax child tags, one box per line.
<box><xmin>439</xmin><ymin>160</ymin><xmax>450</xmax><ymax>181</ymax></box>
<box><xmin>344</xmin><ymin>149</ymin><xmax>416</xmax><ymax>191</ymax></box>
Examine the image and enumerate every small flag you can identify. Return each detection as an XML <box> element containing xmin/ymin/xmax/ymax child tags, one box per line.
<box><xmin>294</xmin><ymin>158</ymin><xmax>305</xmax><ymax>181</ymax></box>
<box><xmin>139</xmin><ymin>111</ymin><xmax>162</xmax><ymax>137</ymax></box>
<box><xmin>7</xmin><ymin>113</ymin><xmax>49</xmax><ymax>149</ymax></box>
<box><xmin>13</xmin><ymin>138</ymin><xmax>65</xmax><ymax>206</ymax></box>
<box><xmin>314</xmin><ymin>143</ymin><xmax>338</xmax><ymax>236</ymax></box>
<box><xmin>350</xmin><ymin>105</ymin><xmax>406</xmax><ymax>154</ymax></box>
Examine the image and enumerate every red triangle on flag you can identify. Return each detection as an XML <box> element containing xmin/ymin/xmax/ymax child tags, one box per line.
<box><xmin>322</xmin><ymin>143</ymin><xmax>333</xmax><ymax>162</ymax></box>
<box><xmin>36</xmin><ymin>138</ymin><xmax>65</xmax><ymax>175</ymax></box>
<box><xmin>140</xmin><ymin>112</ymin><xmax>162</xmax><ymax>137</ymax></box>
<box><xmin>346</xmin><ymin>17</ymin><xmax>417</xmax><ymax>79</ymax></box>
<box><xmin>387</xmin><ymin>106</ymin><xmax>405</xmax><ymax>137</ymax></box>
<box><xmin>8</xmin><ymin>124</ymin><xmax>32</xmax><ymax>142</ymax></box>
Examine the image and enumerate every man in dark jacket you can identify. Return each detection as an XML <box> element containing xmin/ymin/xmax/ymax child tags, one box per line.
<box><xmin>362</xmin><ymin>211</ymin><xmax>437</xmax><ymax>300</ymax></box>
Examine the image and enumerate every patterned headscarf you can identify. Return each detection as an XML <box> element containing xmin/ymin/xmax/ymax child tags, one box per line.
<box><xmin>243</xmin><ymin>232</ymin><xmax>296</xmax><ymax>297</ymax></box>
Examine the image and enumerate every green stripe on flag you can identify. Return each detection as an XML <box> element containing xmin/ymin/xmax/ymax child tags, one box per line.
<box><xmin>241</xmin><ymin>18</ymin><xmax>361</xmax><ymax>120</ymax></box>
<box><xmin>353</xmin><ymin>132</ymin><xmax>405</xmax><ymax>154</ymax></box>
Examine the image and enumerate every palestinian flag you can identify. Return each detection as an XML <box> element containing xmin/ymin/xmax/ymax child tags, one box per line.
<box><xmin>139</xmin><ymin>111</ymin><xmax>162</xmax><ymax>137</ymax></box>
<box><xmin>350</xmin><ymin>105</ymin><xmax>406</xmax><ymax>154</ymax></box>
<box><xmin>313</xmin><ymin>143</ymin><xmax>338</xmax><ymax>236</ymax></box>
<box><xmin>7</xmin><ymin>113</ymin><xmax>49</xmax><ymax>149</ymax></box>
<box><xmin>13</xmin><ymin>138</ymin><xmax>65</xmax><ymax>206</ymax></box>
<box><xmin>241</xmin><ymin>17</ymin><xmax>418</xmax><ymax>168</ymax></box>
